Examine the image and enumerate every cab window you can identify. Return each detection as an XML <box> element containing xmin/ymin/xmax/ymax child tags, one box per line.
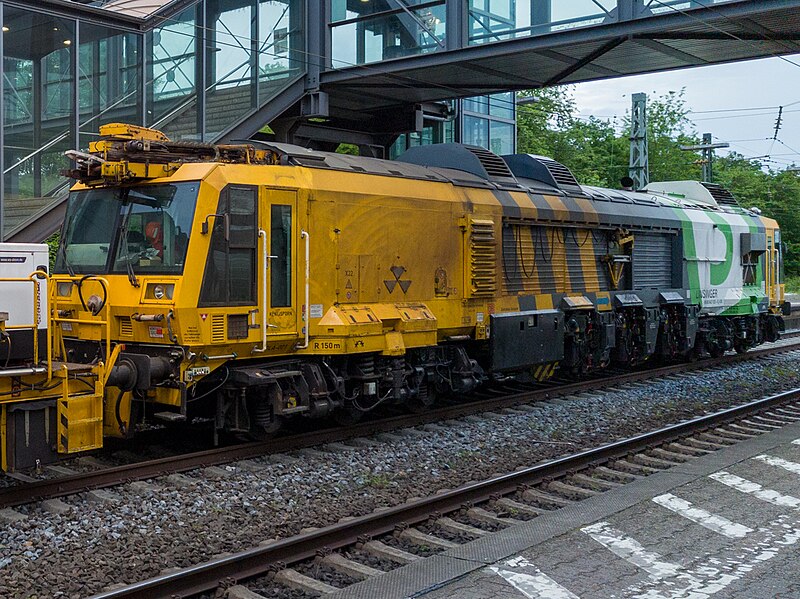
<box><xmin>271</xmin><ymin>204</ymin><xmax>292</xmax><ymax>308</ymax></box>
<box><xmin>199</xmin><ymin>186</ymin><xmax>257</xmax><ymax>306</ymax></box>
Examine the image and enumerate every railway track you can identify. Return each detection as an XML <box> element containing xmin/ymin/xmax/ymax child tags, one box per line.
<box><xmin>87</xmin><ymin>380</ymin><xmax>800</xmax><ymax>598</ymax></box>
<box><xmin>2</xmin><ymin>334</ymin><xmax>800</xmax><ymax>510</ymax></box>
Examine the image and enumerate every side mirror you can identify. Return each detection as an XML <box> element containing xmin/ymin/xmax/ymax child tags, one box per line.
<box><xmin>201</xmin><ymin>213</ymin><xmax>230</xmax><ymax>240</ymax></box>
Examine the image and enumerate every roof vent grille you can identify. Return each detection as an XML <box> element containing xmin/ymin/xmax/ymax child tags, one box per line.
<box><xmin>465</xmin><ymin>146</ymin><xmax>516</xmax><ymax>179</ymax></box>
<box><xmin>700</xmin><ymin>182</ymin><xmax>739</xmax><ymax>206</ymax></box>
<box><xmin>535</xmin><ymin>156</ymin><xmax>581</xmax><ymax>188</ymax></box>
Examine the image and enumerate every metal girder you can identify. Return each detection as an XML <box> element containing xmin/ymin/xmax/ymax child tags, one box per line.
<box><xmin>6</xmin><ymin>197</ymin><xmax>68</xmax><ymax>243</ymax></box>
<box><xmin>629</xmin><ymin>93</ymin><xmax>648</xmax><ymax>191</ymax></box>
<box><xmin>544</xmin><ymin>37</ymin><xmax>626</xmax><ymax>86</ymax></box>
<box><xmin>632</xmin><ymin>38</ymin><xmax>707</xmax><ymax>65</ymax></box>
<box><xmin>321</xmin><ymin>0</ymin><xmax>800</xmax><ymax>87</ymax></box>
<box><xmin>18</xmin><ymin>0</ymin><xmax>145</xmax><ymax>29</ymax></box>
<box><xmin>639</xmin><ymin>31</ymin><xmax>800</xmax><ymax>41</ymax></box>
<box><xmin>537</xmin><ymin>48</ymin><xmax>621</xmax><ymax>77</ymax></box>
<box><xmin>217</xmin><ymin>75</ymin><xmax>306</xmax><ymax>145</ymax></box>
<box><xmin>456</xmin><ymin>62</ymin><xmax>544</xmax><ymax>87</ymax></box>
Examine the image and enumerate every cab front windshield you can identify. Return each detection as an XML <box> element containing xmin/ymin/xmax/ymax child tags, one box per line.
<box><xmin>55</xmin><ymin>182</ymin><xmax>198</xmax><ymax>275</ymax></box>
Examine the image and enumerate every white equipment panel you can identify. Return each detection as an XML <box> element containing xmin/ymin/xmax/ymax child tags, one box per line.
<box><xmin>0</xmin><ymin>243</ymin><xmax>49</xmax><ymax>330</ymax></box>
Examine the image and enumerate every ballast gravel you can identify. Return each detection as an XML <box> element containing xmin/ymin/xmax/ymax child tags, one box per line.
<box><xmin>2</xmin><ymin>352</ymin><xmax>800</xmax><ymax>598</ymax></box>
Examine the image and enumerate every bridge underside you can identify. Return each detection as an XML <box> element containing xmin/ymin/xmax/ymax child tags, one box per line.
<box><xmin>294</xmin><ymin>1</ymin><xmax>800</xmax><ymax>142</ymax></box>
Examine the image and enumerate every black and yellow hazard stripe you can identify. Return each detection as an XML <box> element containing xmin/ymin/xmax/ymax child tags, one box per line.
<box><xmin>533</xmin><ymin>362</ymin><xmax>558</xmax><ymax>381</ymax></box>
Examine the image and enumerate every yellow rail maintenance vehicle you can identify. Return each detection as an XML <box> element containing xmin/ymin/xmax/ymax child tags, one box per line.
<box><xmin>0</xmin><ymin>123</ymin><xmax>786</xmax><ymax>471</ymax></box>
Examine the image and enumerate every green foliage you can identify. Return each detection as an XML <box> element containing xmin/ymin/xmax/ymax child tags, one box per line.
<box><xmin>515</xmin><ymin>86</ymin><xmax>800</xmax><ymax>275</ymax></box>
<box><xmin>45</xmin><ymin>232</ymin><xmax>60</xmax><ymax>272</ymax></box>
<box><xmin>335</xmin><ymin>143</ymin><xmax>359</xmax><ymax>155</ymax></box>
<box><xmin>784</xmin><ymin>275</ymin><xmax>800</xmax><ymax>294</ymax></box>
<box><xmin>362</xmin><ymin>472</ymin><xmax>392</xmax><ymax>488</ymax></box>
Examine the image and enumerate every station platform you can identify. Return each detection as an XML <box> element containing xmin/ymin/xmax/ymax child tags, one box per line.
<box><xmin>331</xmin><ymin>420</ymin><xmax>800</xmax><ymax>598</ymax></box>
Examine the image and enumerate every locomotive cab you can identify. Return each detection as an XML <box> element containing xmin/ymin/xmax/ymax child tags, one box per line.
<box><xmin>57</xmin><ymin>182</ymin><xmax>197</xmax><ymax>280</ymax></box>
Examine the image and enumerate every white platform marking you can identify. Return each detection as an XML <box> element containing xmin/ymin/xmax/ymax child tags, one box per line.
<box><xmin>489</xmin><ymin>556</ymin><xmax>580</xmax><ymax>599</ymax></box>
<box><xmin>754</xmin><ymin>454</ymin><xmax>800</xmax><ymax>475</ymax></box>
<box><xmin>616</xmin><ymin>514</ymin><xmax>800</xmax><ymax>598</ymax></box>
<box><xmin>709</xmin><ymin>471</ymin><xmax>800</xmax><ymax>508</ymax></box>
<box><xmin>651</xmin><ymin>493</ymin><xmax>752</xmax><ymax>538</ymax></box>
<box><xmin>582</xmin><ymin>521</ymin><xmax>682</xmax><ymax>579</ymax></box>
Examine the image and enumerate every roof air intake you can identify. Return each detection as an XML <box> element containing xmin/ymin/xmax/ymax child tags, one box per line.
<box><xmin>700</xmin><ymin>182</ymin><xmax>739</xmax><ymax>207</ymax></box>
<box><xmin>501</xmin><ymin>154</ymin><xmax>582</xmax><ymax>193</ymax></box>
<box><xmin>395</xmin><ymin>144</ymin><xmax>518</xmax><ymax>185</ymax></box>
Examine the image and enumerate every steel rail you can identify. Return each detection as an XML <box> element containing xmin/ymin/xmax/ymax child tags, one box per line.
<box><xmin>2</xmin><ymin>337</ymin><xmax>799</xmax><ymax>509</ymax></box>
<box><xmin>89</xmin><ymin>384</ymin><xmax>800</xmax><ymax>598</ymax></box>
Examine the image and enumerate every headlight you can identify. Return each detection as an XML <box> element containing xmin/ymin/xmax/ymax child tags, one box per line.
<box><xmin>57</xmin><ymin>282</ymin><xmax>73</xmax><ymax>297</ymax></box>
<box><xmin>148</xmin><ymin>283</ymin><xmax>174</xmax><ymax>300</ymax></box>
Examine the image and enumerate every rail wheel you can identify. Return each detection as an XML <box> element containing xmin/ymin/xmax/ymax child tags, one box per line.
<box><xmin>249</xmin><ymin>402</ymin><xmax>283</xmax><ymax>438</ymax></box>
<box><xmin>334</xmin><ymin>406</ymin><xmax>363</xmax><ymax>426</ymax></box>
<box><xmin>407</xmin><ymin>383</ymin><xmax>437</xmax><ymax>413</ymax></box>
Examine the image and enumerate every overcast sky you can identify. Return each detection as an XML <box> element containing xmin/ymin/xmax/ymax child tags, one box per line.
<box><xmin>571</xmin><ymin>55</ymin><xmax>800</xmax><ymax>171</ymax></box>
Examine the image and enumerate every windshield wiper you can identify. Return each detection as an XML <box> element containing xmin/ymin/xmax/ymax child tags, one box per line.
<box><xmin>117</xmin><ymin>207</ymin><xmax>140</xmax><ymax>288</ymax></box>
<box><xmin>56</xmin><ymin>238</ymin><xmax>75</xmax><ymax>277</ymax></box>
<box><xmin>56</xmin><ymin>213</ymin><xmax>76</xmax><ymax>276</ymax></box>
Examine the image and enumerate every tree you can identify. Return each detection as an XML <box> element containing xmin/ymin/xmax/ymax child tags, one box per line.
<box><xmin>514</xmin><ymin>86</ymin><xmax>800</xmax><ymax>277</ymax></box>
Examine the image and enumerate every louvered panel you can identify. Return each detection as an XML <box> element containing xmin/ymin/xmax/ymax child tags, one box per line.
<box><xmin>701</xmin><ymin>182</ymin><xmax>739</xmax><ymax>206</ymax></box>
<box><xmin>470</xmin><ymin>219</ymin><xmax>497</xmax><ymax>298</ymax></box>
<box><xmin>465</xmin><ymin>146</ymin><xmax>515</xmax><ymax>179</ymax></box>
<box><xmin>118</xmin><ymin>316</ymin><xmax>133</xmax><ymax>338</ymax></box>
<box><xmin>211</xmin><ymin>314</ymin><xmax>226</xmax><ymax>343</ymax></box>
<box><xmin>632</xmin><ymin>232</ymin><xmax>674</xmax><ymax>290</ymax></box>
<box><xmin>536</xmin><ymin>156</ymin><xmax>581</xmax><ymax>188</ymax></box>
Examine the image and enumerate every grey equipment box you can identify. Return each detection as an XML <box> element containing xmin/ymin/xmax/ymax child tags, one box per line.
<box><xmin>489</xmin><ymin>309</ymin><xmax>565</xmax><ymax>372</ymax></box>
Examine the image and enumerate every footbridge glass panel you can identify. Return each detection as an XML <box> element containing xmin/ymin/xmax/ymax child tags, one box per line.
<box><xmin>468</xmin><ymin>0</ymin><xmax>616</xmax><ymax>45</ymax></box>
<box><xmin>3</xmin><ymin>7</ymin><xmax>77</xmax><ymax>239</ymax></box>
<box><xmin>79</xmin><ymin>23</ymin><xmax>143</xmax><ymax>161</ymax></box>
<box><xmin>2</xmin><ymin>0</ymin><xmax>305</xmax><ymax>240</ymax></box>
<box><xmin>330</xmin><ymin>0</ymin><xmax>447</xmax><ymax>67</ymax></box>
<box><xmin>148</xmin><ymin>6</ymin><xmax>199</xmax><ymax>139</ymax></box>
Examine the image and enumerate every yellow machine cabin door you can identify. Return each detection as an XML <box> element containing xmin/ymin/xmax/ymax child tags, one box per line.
<box><xmin>262</xmin><ymin>188</ymin><xmax>298</xmax><ymax>346</ymax></box>
<box><xmin>766</xmin><ymin>232</ymin><xmax>778</xmax><ymax>306</ymax></box>
<box><xmin>198</xmin><ymin>185</ymin><xmax>262</xmax><ymax>345</ymax></box>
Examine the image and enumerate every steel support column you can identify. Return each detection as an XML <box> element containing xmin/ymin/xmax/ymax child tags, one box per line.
<box><xmin>532</xmin><ymin>0</ymin><xmax>551</xmax><ymax>34</ymax></box>
<box><xmin>73</xmin><ymin>19</ymin><xmax>80</xmax><ymax>166</ymax></box>
<box><xmin>196</xmin><ymin>1</ymin><xmax>206</xmax><ymax>141</ymax></box>
<box><xmin>616</xmin><ymin>0</ymin><xmax>647</xmax><ymax>21</ymax></box>
<box><xmin>0</xmin><ymin>2</ymin><xmax>4</xmax><ymax>241</ymax></box>
<box><xmin>702</xmin><ymin>132</ymin><xmax>713</xmax><ymax>183</ymax></box>
<box><xmin>629</xmin><ymin>92</ymin><xmax>648</xmax><ymax>190</ymax></box>
<box><xmin>446</xmin><ymin>0</ymin><xmax>466</xmax><ymax>50</ymax></box>
<box><xmin>250</xmin><ymin>0</ymin><xmax>258</xmax><ymax>110</ymax></box>
<box><xmin>306</xmin><ymin>0</ymin><xmax>325</xmax><ymax>89</ymax></box>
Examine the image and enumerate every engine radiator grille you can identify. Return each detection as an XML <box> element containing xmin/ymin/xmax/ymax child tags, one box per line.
<box><xmin>211</xmin><ymin>314</ymin><xmax>225</xmax><ymax>343</ymax></box>
<box><xmin>118</xmin><ymin>316</ymin><xmax>133</xmax><ymax>338</ymax></box>
<box><xmin>469</xmin><ymin>219</ymin><xmax>497</xmax><ymax>298</ymax></box>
